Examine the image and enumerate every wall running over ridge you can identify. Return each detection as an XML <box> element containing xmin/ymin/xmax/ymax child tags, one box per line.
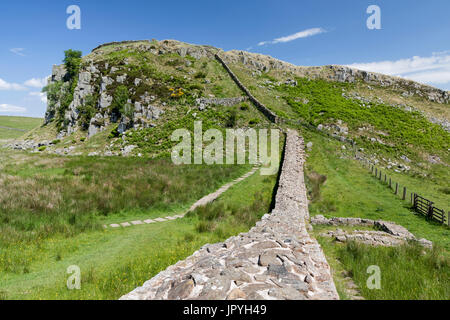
<box><xmin>120</xmin><ymin>130</ymin><xmax>339</xmax><ymax>300</ymax></box>
<box><xmin>215</xmin><ymin>54</ymin><xmax>280</xmax><ymax>124</ymax></box>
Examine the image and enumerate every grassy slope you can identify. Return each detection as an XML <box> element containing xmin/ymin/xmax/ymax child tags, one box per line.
<box><xmin>0</xmin><ymin>116</ymin><xmax>43</xmax><ymax>140</ymax></box>
<box><xmin>302</xmin><ymin>129</ymin><xmax>449</xmax><ymax>300</ymax></box>
<box><xmin>302</xmin><ymin>129</ymin><xmax>449</xmax><ymax>250</ymax></box>
<box><xmin>0</xmin><ymin>149</ymin><xmax>251</xmax><ymax>245</ymax></box>
<box><xmin>0</xmin><ymin>167</ymin><xmax>277</xmax><ymax>300</ymax></box>
<box><xmin>314</xmin><ymin>230</ymin><xmax>449</xmax><ymax>300</ymax></box>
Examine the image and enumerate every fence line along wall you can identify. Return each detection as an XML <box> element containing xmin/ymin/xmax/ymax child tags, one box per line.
<box><xmin>367</xmin><ymin>164</ymin><xmax>449</xmax><ymax>226</ymax></box>
<box><xmin>120</xmin><ymin>130</ymin><xmax>339</xmax><ymax>300</ymax></box>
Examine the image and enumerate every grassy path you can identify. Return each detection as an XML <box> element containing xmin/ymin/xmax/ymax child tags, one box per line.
<box><xmin>102</xmin><ymin>166</ymin><xmax>259</xmax><ymax>229</ymax></box>
<box><xmin>0</xmin><ymin>167</ymin><xmax>276</xmax><ymax>300</ymax></box>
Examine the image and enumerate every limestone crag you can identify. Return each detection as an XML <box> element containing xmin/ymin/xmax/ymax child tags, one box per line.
<box><xmin>220</xmin><ymin>50</ymin><xmax>449</xmax><ymax>104</ymax></box>
<box><xmin>120</xmin><ymin>130</ymin><xmax>339</xmax><ymax>300</ymax></box>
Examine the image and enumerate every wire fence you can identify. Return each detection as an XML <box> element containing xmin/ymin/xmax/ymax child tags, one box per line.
<box><xmin>365</xmin><ymin>163</ymin><xmax>449</xmax><ymax>226</ymax></box>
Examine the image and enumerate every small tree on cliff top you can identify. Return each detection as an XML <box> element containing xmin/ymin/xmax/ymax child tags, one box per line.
<box><xmin>63</xmin><ymin>49</ymin><xmax>82</xmax><ymax>81</ymax></box>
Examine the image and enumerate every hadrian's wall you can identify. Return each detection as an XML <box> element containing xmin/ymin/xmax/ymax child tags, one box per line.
<box><xmin>215</xmin><ymin>54</ymin><xmax>280</xmax><ymax>124</ymax></box>
<box><xmin>120</xmin><ymin>130</ymin><xmax>339</xmax><ymax>300</ymax></box>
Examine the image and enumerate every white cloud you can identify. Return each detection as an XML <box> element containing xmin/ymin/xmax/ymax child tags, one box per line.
<box><xmin>10</xmin><ymin>48</ymin><xmax>25</xmax><ymax>56</ymax></box>
<box><xmin>0</xmin><ymin>104</ymin><xmax>26</xmax><ymax>113</ymax></box>
<box><xmin>29</xmin><ymin>91</ymin><xmax>48</xmax><ymax>104</ymax></box>
<box><xmin>24</xmin><ymin>77</ymin><xmax>49</xmax><ymax>88</ymax></box>
<box><xmin>347</xmin><ymin>52</ymin><xmax>450</xmax><ymax>87</ymax></box>
<box><xmin>0</xmin><ymin>75</ymin><xmax>49</xmax><ymax>91</ymax></box>
<box><xmin>258</xmin><ymin>28</ymin><xmax>326</xmax><ymax>46</ymax></box>
<box><xmin>0</xmin><ymin>78</ymin><xmax>27</xmax><ymax>91</ymax></box>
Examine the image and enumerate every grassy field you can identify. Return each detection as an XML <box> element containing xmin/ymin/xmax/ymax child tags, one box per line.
<box><xmin>0</xmin><ymin>150</ymin><xmax>252</xmax><ymax>244</ymax></box>
<box><xmin>301</xmin><ymin>129</ymin><xmax>449</xmax><ymax>299</ymax></box>
<box><xmin>0</xmin><ymin>116</ymin><xmax>43</xmax><ymax>140</ymax></box>
<box><xmin>0</xmin><ymin>165</ymin><xmax>276</xmax><ymax>300</ymax></box>
<box><xmin>302</xmin><ymin>129</ymin><xmax>449</xmax><ymax>249</ymax></box>
<box><xmin>313</xmin><ymin>226</ymin><xmax>449</xmax><ymax>300</ymax></box>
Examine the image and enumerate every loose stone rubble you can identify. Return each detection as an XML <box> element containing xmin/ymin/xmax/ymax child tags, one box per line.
<box><xmin>311</xmin><ymin>215</ymin><xmax>433</xmax><ymax>248</ymax></box>
<box><xmin>120</xmin><ymin>130</ymin><xmax>339</xmax><ymax>300</ymax></box>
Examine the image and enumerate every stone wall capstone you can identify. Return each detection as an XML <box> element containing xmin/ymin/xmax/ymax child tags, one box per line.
<box><xmin>120</xmin><ymin>130</ymin><xmax>339</xmax><ymax>300</ymax></box>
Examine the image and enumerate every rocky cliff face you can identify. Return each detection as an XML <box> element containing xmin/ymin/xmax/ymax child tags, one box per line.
<box><xmin>45</xmin><ymin>40</ymin><xmax>222</xmax><ymax>139</ymax></box>
<box><xmin>44</xmin><ymin>39</ymin><xmax>449</xmax><ymax>140</ymax></box>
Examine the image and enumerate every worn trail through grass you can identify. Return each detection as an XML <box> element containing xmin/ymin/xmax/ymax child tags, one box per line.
<box><xmin>103</xmin><ymin>166</ymin><xmax>259</xmax><ymax>229</ymax></box>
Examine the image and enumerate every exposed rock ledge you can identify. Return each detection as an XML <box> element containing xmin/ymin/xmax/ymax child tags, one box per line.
<box><xmin>311</xmin><ymin>215</ymin><xmax>433</xmax><ymax>248</ymax></box>
<box><xmin>120</xmin><ymin>130</ymin><xmax>339</xmax><ymax>300</ymax></box>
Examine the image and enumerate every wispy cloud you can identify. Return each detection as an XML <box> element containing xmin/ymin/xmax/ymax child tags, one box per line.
<box><xmin>258</xmin><ymin>28</ymin><xmax>326</xmax><ymax>46</ymax></box>
<box><xmin>24</xmin><ymin>76</ymin><xmax>49</xmax><ymax>88</ymax></box>
<box><xmin>0</xmin><ymin>76</ymin><xmax>49</xmax><ymax>91</ymax></box>
<box><xmin>347</xmin><ymin>52</ymin><xmax>450</xmax><ymax>88</ymax></box>
<box><xmin>0</xmin><ymin>104</ymin><xmax>26</xmax><ymax>113</ymax></box>
<box><xmin>0</xmin><ymin>78</ymin><xmax>27</xmax><ymax>91</ymax></box>
<box><xmin>29</xmin><ymin>91</ymin><xmax>48</xmax><ymax>104</ymax></box>
<box><xmin>10</xmin><ymin>48</ymin><xmax>26</xmax><ymax>56</ymax></box>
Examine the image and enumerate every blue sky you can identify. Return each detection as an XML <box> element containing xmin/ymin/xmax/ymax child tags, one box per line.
<box><xmin>1</xmin><ymin>0</ymin><xmax>449</xmax><ymax>117</ymax></box>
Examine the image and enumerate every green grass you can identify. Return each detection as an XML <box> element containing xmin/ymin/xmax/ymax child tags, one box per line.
<box><xmin>301</xmin><ymin>128</ymin><xmax>449</xmax><ymax>299</ymax></box>
<box><xmin>0</xmin><ymin>167</ymin><xmax>277</xmax><ymax>300</ymax></box>
<box><xmin>302</xmin><ymin>129</ymin><xmax>450</xmax><ymax>251</ymax></box>
<box><xmin>377</xmin><ymin>164</ymin><xmax>449</xmax><ymax>213</ymax></box>
<box><xmin>229</xmin><ymin>65</ymin><xmax>449</xmax><ymax>164</ymax></box>
<box><xmin>0</xmin><ymin>116</ymin><xmax>43</xmax><ymax>139</ymax></box>
<box><xmin>0</xmin><ymin>150</ymin><xmax>251</xmax><ymax>247</ymax></box>
<box><xmin>316</xmin><ymin>236</ymin><xmax>449</xmax><ymax>300</ymax></box>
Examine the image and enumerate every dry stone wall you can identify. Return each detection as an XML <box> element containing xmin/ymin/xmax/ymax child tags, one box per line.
<box><xmin>215</xmin><ymin>54</ymin><xmax>280</xmax><ymax>124</ymax></box>
<box><xmin>120</xmin><ymin>130</ymin><xmax>339</xmax><ymax>300</ymax></box>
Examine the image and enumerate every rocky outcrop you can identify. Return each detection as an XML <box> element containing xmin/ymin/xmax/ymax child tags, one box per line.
<box><xmin>120</xmin><ymin>130</ymin><xmax>339</xmax><ymax>300</ymax></box>
<box><xmin>195</xmin><ymin>97</ymin><xmax>247</xmax><ymax>108</ymax></box>
<box><xmin>311</xmin><ymin>215</ymin><xmax>432</xmax><ymax>248</ymax></box>
<box><xmin>329</xmin><ymin>65</ymin><xmax>450</xmax><ymax>104</ymax></box>
<box><xmin>90</xmin><ymin>39</ymin><xmax>218</xmax><ymax>60</ymax></box>
<box><xmin>220</xmin><ymin>50</ymin><xmax>449</xmax><ymax>105</ymax></box>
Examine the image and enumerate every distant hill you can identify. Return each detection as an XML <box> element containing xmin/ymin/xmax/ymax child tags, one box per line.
<box><xmin>0</xmin><ymin>116</ymin><xmax>43</xmax><ymax>140</ymax></box>
<box><xmin>17</xmin><ymin>39</ymin><xmax>449</xmax><ymax>167</ymax></box>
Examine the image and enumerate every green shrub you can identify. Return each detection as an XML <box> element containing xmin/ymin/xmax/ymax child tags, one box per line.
<box><xmin>108</xmin><ymin>125</ymin><xmax>120</xmax><ymax>139</ymax></box>
<box><xmin>194</xmin><ymin>71</ymin><xmax>207</xmax><ymax>79</ymax></box>
<box><xmin>78</xmin><ymin>95</ymin><xmax>97</xmax><ymax>130</ymax></box>
<box><xmin>38</xmin><ymin>146</ymin><xmax>46</xmax><ymax>152</ymax></box>
<box><xmin>63</xmin><ymin>49</ymin><xmax>82</xmax><ymax>81</ymax></box>
<box><xmin>249</xmin><ymin>118</ymin><xmax>260</xmax><ymax>125</ymax></box>
<box><xmin>110</xmin><ymin>85</ymin><xmax>131</xmax><ymax>120</ymax></box>
<box><xmin>225</xmin><ymin>109</ymin><xmax>237</xmax><ymax>128</ymax></box>
<box><xmin>240</xmin><ymin>103</ymin><xmax>249</xmax><ymax>111</ymax></box>
<box><xmin>51</xmin><ymin>139</ymin><xmax>61</xmax><ymax>145</ymax></box>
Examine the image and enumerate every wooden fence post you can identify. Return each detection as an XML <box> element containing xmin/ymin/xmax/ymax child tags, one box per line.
<box><xmin>379</xmin><ymin>170</ymin><xmax>382</xmax><ymax>180</ymax></box>
<box><xmin>375</xmin><ymin>168</ymin><xmax>377</xmax><ymax>177</ymax></box>
<box><xmin>402</xmin><ymin>187</ymin><xmax>407</xmax><ymax>200</ymax></box>
<box><xmin>389</xmin><ymin>178</ymin><xmax>392</xmax><ymax>188</ymax></box>
<box><xmin>395</xmin><ymin>183</ymin><xmax>398</xmax><ymax>195</ymax></box>
<box><xmin>413</xmin><ymin>193</ymin><xmax>417</xmax><ymax>209</ymax></box>
<box><xmin>427</xmin><ymin>202</ymin><xmax>434</xmax><ymax>220</ymax></box>
<box><xmin>384</xmin><ymin>174</ymin><xmax>387</xmax><ymax>183</ymax></box>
